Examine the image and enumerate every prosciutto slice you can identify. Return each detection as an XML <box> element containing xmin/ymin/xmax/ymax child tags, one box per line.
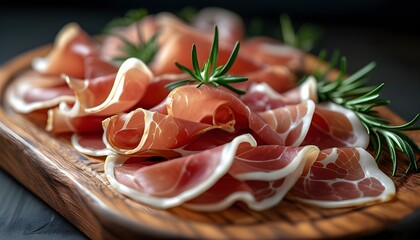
<box><xmin>102</xmin><ymin>108</ymin><xmax>224</xmax><ymax>157</ymax></box>
<box><xmin>32</xmin><ymin>22</ymin><xmax>97</xmax><ymax>78</ymax></box>
<box><xmin>241</xmin><ymin>36</ymin><xmax>304</xmax><ymax>72</ymax></box>
<box><xmin>132</xmin><ymin>73</ymin><xmax>189</xmax><ymax>110</ymax></box>
<box><xmin>6</xmin><ymin>72</ymin><xmax>74</xmax><ymax>113</ymax></box>
<box><xmin>302</xmin><ymin>102</ymin><xmax>369</xmax><ymax>149</ymax></box>
<box><xmin>240</xmin><ymin>77</ymin><xmax>317</xmax><ymax>113</ymax></box>
<box><xmin>56</xmin><ymin>57</ymin><xmax>152</xmax><ymax>117</ymax></box>
<box><xmin>192</xmin><ymin>7</ymin><xmax>245</xmax><ymax>43</ymax></box>
<box><xmin>149</xmin><ymin>21</ymin><xmax>260</xmax><ymax>76</ymax></box>
<box><xmin>243</xmin><ymin>65</ymin><xmax>296</xmax><ymax>93</ymax></box>
<box><xmin>46</xmin><ymin>58</ymin><xmax>153</xmax><ymax>133</ymax></box>
<box><xmin>105</xmin><ymin>134</ymin><xmax>320</xmax><ymax>210</ymax></box>
<box><xmin>105</xmin><ymin>134</ymin><xmax>257</xmax><ymax>208</ymax></box>
<box><xmin>184</xmin><ymin>144</ymin><xmax>319</xmax><ymax>211</ymax></box>
<box><xmin>258</xmin><ymin>100</ymin><xmax>316</xmax><ymax>147</ymax></box>
<box><xmin>71</xmin><ymin>133</ymin><xmax>112</xmax><ymax>157</ymax></box>
<box><xmin>5</xmin><ymin>7</ymin><xmax>397</xmax><ymax>213</ymax></box>
<box><xmin>241</xmin><ymin>76</ymin><xmax>368</xmax><ymax>149</ymax></box>
<box><xmin>288</xmin><ymin>147</ymin><xmax>396</xmax><ymax>207</ymax></box>
<box><xmin>151</xmin><ymin>84</ymin><xmax>294</xmax><ymax>145</ymax></box>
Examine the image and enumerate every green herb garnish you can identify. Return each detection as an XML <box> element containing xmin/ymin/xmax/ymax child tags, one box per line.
<box><xmin>310</xmin><ymin>50</ymin><xmax>419</xmax><ymax>175</ymax></box>
<box><xmin>165</xmin><ymin>26</ymin><xmax>248</xmax><ymax>95</ymax></box>
<box><xmin>102</xmin><ymin>8</ymin><xmax>149</xmax><ymax>34</ymax></box>
<box><xmin>102</xmin><ymin>8</ymin><xmax>158</xmax><ymax>64</ymax></box>
<box><xmin>110</xmin><ymin>30</ymin><xmax>159</xmax><ymax>64</ymax></box>
<box><xmin>279</xmin><ymin>14</ymin><xmax>323</xmax><ymax>52</ymax></box>
<box><xmin>176</xmin><ymin>6</ymin><xmax>198</xmax><ymax>23</ymax></box>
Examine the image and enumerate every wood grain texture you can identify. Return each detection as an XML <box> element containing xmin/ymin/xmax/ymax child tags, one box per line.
<box><xmin>0</xmin><ymin>46</ymin><xmax>419</xmax><ymax>240</ymax></box>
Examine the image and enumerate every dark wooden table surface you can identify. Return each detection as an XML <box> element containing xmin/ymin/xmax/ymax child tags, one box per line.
<box><xmin>1</xmin><ymin>1</ymin><xmax>419</xmax><ymax>239</ymax></box>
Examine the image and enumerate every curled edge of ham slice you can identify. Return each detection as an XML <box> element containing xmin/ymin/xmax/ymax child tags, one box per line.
<box><xmin>71</xmin><ymin>133</ymin><xmax>112</xmax><ymax>157</ymax></box>
<box><xmin>192</xmin><ymin>7</ymin><xmax>245</xmax><ymax>43</ymax></box>
<box><xmin>59</xmin><ymin>57</ymin><xmax>153</xmax><ymax>117</ymax></box>
<box><xmin>183</xmin><ymin>145</ymin><xmax>320</xmax><ymax>212</ymax></box>
<box><xmin>104</xmin><ymin>133</ymin><xmax>257</xmax><ymax>209</ymax></box>
<box><xmin>258</xmin><ymin>100</ymin><xmax>316</xmax><ymax>147</ymax></box>
<box><xmin>289</xmin><ymin>147</ymin><xmax>396</xmax><ymax>208</ymax></box>
<box><xmin>32</xmin><ymin>22</ymin><xmax>93</xmax><ymax>78</ymax></box>
<box><xmin>240</xmin><ymin>36</ymin><xmax>304</xmax><ymax>72</ymax></box>
<box><xmin>304</xmin><ymin>101</ymin><xmax>370</xmax><ymax>149</ymax></box>
<box><xmin>240</xmin><ymin>76</ymin><xmax>317</xmax><ymax>113</ymax></box>
<box><xmin>102</xmin><ymin>107</ymin><xmax>225</xmax><ymax>157</ymax></box>
<box><xmin>5</xmin><ymin>73</ymin><xmax>75</xmax><ymax>114</ymax></box>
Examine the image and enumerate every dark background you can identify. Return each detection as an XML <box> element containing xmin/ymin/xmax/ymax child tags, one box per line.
<box><xmin>1</xmin><ymin>1</ymin><xmax>419</xmax><ymax>239</ymax></box>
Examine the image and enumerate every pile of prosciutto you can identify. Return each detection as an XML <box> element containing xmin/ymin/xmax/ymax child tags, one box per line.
<box><xmin>6</xmin><ymin>7</ymin><xmax>395</xmax><ymax>211</ymax></box>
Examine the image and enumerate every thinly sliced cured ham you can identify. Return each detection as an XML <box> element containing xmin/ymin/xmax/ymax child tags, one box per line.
<box><xmin>149</xmin><ymin>27</ymin><xmax>260</xmax><ymax>76</ymax></box>
<box><xmin>46</xmin><ymin>111</ymin><xmax>106</xmax><ymax>133</ymax></box>
<box><xmin>241</xmin><ymin>36</ymin><xmax>304</xmax><ymax>72</ymax></box>
<box><xmin>151</xmin><ymin>84</ymin><xmax>290</xmax><ymax>145</ymax></box>
<box><xmin>132</xmin><ymin>73</ymin><xmax>189</xmax><ymax>110</ymax></box>
<box><xmin>243</xmin><ymin>65</ymin><xmax>296</xmax><ymax>93</ymax></box>
<box><xmin>240</xmin><ymin>76</ymin><xmax>318</xmax><ymax>112</ymax></box>
<box><xmin>58</xmin><ymin>57</ymin><xmax>152</xmax><ymax>117</ymax></box>
<box><xmin>302</xmin><ymin>102</ymin><xmax>369</xmax><ymax>149</ymax></box>
<box><xmin>105</xmin><ymin>134</ymin><xmax>257</xmax><ymax>208</ymax></box>
<box><xmin>32</xmin><ymin>23</ymin><xmax>97</xmax><ymax>78</ymax></box>
<box><xmin>5</xmin><ymin>7</ymin><xmax>398</xmax><ymax>214</ymax></box>
<box><xmin>288</xmin><ymin>147</ymin><xmax>395</xmax><ymax>207</ymax></box>
<box><xmin>258</xmin><ymin>100</ymin><xmax>316</xmax><ymax>147</ymax></box>
<box><xmin>105</xmin><ymin>134</ymin><xmax>320</xmax><ymax>210</ymax></box>
<box><xmin>47</xmin><ymin>58</ymin><xmax>153</xmax><ymax>133</ymax></box>
<box><xmin>242</xmin><ymin>77</ymin><xmax>367</xmax><ymax>149</ymax></box>
<box><xmin>192</xmin><ymin>7</ymin><xmax>245</xmax><ymax>43</ymax></box>
<box><xmin>6</xmin><ymin>72</ymin><xmax>74</xmax><ymax>113</ymax></box>
<box><xmin>102</xmin><ymin>108</ymin><xmax>224</xmax><ymax>157</ymax></box>
<box><xmin>71</xmin><ymin>133</ymin><xmax>112</xmax><ymax>157</ymax></box>
<box><xmin>184</xmin><ymin>145</ymin><xmax>319</xmax><ymax>211</ymax></box>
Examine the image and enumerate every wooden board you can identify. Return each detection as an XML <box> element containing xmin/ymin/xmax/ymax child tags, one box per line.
<box><xmin>1</xmin><ymin>46</ymin><xmax>419</xmax><ymax>240</ymax></box>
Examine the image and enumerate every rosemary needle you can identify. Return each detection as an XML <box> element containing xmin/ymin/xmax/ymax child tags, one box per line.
<box><xmin>103</xmin><ymin>8</ymin><xmax>158</xmax><ymax>64</ymax></box>
<box><xmin>165</xmin><ymin>25</ymin><xmax>248</xmax><ymax>95</ymax></box>
<box><xmin>308</xmin><ymin>52</ymin><xmax>419</xmax><ymax>176</ymax></box>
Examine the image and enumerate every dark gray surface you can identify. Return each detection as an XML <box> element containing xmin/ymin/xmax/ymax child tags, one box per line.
<box><xmin>1</xmin><ymin>2</ymin><xmax>419</xmax><ymax>239</ymax></box>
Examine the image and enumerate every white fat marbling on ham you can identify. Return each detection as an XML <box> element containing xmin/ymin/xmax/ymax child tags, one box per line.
<box><xmin>105</xmin><ymin>134</ymin><xmax>257</xmax><ymax>209</ymax></box>
<box><xmin>46</xmin><ymin>110</ymin><xmax>106</xmax><ymax>133</ymax></box>
<box><xmin>6</xmin><ymin>73</ymin><xmax>74</xmax><ymax>113</ymax></box>
<box><xmin>258</xmin><ymin>100</ymin><xmax>316</xmax><ymax>146</ymax></box>
<box><xmin>5</xmin><ymin>8</ymin><xmax>397</xmax><ymax>213</ymax></box>
<box><xmin>241</xmin><ymin>76</ymin><xmax>317</xmax><ymax>112</ymax></box>
<box><xmin>71</xmin><ymin>133</ymin><xmax>112</xmax><ymax>156</ymax></box>
<box><xmin>289</xmin><ymin>147</ymin><xmax>395</xmax><ymax>207</ymax></box>
<box><xmin>59</xmin><ymin>58</ymin><xmax>153</xmax><ymax>117</ymax></box>
<box><xmin>32</xmin><ymin>22</ymin><xmax>96</xmax><ymax>78</ymax></box>
<box><xmin>240</xmin><ymin>36</ymin><xmax>304</xmax><ymax>72</ymax></box>
<box><xmin>192</xmin><ymin>7</ymin><xmax>245</xmax><ymax>43</ymax></box>
<box><xmin>181</xmin><ymin>144</ymin><xmax>320</xmax><ymax>211</ymax></box>
<box><xmin>302</xmin><ymin>101</ymin><xmax>369</xmax><ymax>149</ymax></box>
<box><xmin>102</xmin><ymin>108</ymin><xmax>223</xmax><ymax>157</ymax></box>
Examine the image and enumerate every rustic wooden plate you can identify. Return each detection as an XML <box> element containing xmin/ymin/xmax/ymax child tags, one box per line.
<box><xmin>0</xmin><ymin>45</ymin><xmax>419</xmax><ymax>240</ymax></box>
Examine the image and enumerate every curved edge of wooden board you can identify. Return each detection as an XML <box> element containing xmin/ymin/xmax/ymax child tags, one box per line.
<box><xmin>1</xmin><ymin>46</ymin><xmax>420</xmax><ymax>240</ymax></box>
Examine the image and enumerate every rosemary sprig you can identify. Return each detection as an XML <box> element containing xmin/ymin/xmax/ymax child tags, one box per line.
<box><xmin>102</xmin><ymin>8</ymin><xmax>159</xmax><ymax>64</ymax></box>
<box><xmin>279</xmin><ymin>14</ymin><xmax>323</xmax><ymax>52</ymax></box>
<box><xmin>165</xmin><ymin>26</ymin><xmax>248</xmax><ymax>95</ymax></box>
<box><xmin>110</xmin><ymin>30</ymin><xmax>159</xmax><ymax>64</ymax></box>
<box><xmin>102</xmin><ymin>8</ymin><xmax>149</xmax><ymax>34</ymax></box>
<box><xmin>176</xmin><ymin>6</ymin><xmax>198</xmax><ymax>22</ymax></box>
<box><xmin>309</xmin><ymin>51</ymin><xmax>420</xmax><ymax>175</ymax></box>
